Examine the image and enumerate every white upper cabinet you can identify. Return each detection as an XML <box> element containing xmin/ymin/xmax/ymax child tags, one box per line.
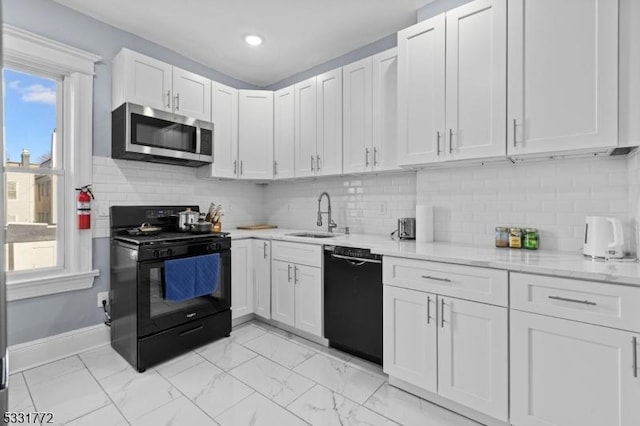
<box><xmin>172</xmin><ymin>66</ymin><xmax>211</xmax><ymax>121</ymax></box>
<box><xmin>371</xmin><ymin>48</ymin><xmax>400</xmax><ymax>172</ymax></box>
<box><xmin>238</xmin><ymin>90</ymin><xmax>274</xmax><ymax>180</ymax></box>
<box><xmin>343</xmin><ymin>57</ymin><xmax>373</xmax><ymax>174</ymax></box>
<box><xmin>397</xmin><ymin>15</ymin><xmax>446</xmax><ymax>166</ymax></box>
<box><xmin>316</xmin><ymin>68</ymin><xmax>343</xmax><ymax>176</ymax></box>
<box><xmin>343</xmin><ymin>48</ymin><xmax>400</xmax><ymax>174</ymax></box>
<box><xmin>507</xmin><ymin>0</ymin><xmax>618</xmax><ymax>156</ymax></box>
<box><xmin>112</xmin><ymin>48</ymin><xmax>211</xmax><ymax>121</ymax></box>
<box><xmin>398</xmin><ymin>0</ymin><xmax>506</xmax><ymax>166</ymax></box>
<box><xmin>445</xmin><ymin>0</ymin><xmax>506</xmax><ymax>161</ymax></box>
<box><xmin>203</xmin><ymin>82</ymin><xmax>238</xmax><ymax>179</ymax></box>
<box><xmin>294</xmin><ymin>77</ymin><xmax>318</xmax><ymax>178</ymax></box>
<box><xmin>274</xmin><ymin>85</ymin><xmax>295</xmax><ymax>179</ymax></box>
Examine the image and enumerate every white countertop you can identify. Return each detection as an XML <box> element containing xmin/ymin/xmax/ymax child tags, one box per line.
<box><xmin>229</xmin><ymin>228</ymin><xmax>640</xmax><ymax>286</ymax></box>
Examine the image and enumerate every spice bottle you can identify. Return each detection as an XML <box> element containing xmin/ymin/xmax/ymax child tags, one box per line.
<box><xmin>524</xmin><ymin>228</ymin><xmax>539</xmax><ymax>250</ymax></box>
<box><xmin>509</xmin><ymin>227</ymin><xmax>522</xmax><ymax>249</ymax></box>
<box><xmin>495</xmin><ymin>227</ymin><xmax>509</xmax><ymax>248</ymax></box>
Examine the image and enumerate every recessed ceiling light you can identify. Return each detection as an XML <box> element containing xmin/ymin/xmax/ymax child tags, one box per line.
<box><xmin>244</xmin><ymin>35</ymin><xmax>263</xmax><ymax>46</ymax></box>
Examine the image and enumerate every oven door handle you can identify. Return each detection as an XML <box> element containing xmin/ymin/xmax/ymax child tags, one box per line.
<box><xmin>179</xmin><ymin>325</ymin><xmax>204</xmax><ymax>337</ymax></box>
<box><xmin>331</xmin><ymin>253</ymin><xmax>381</xmax><ymax>265</ymax></box>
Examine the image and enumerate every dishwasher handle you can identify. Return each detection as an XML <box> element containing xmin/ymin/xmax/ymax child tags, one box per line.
<box><xmin>331</xmin><ymin>253</ymin><xmax>382</xmax><ymax>265</ymax></box>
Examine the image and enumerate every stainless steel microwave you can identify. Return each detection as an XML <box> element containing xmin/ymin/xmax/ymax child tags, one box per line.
<box><xmin>112</xmin><ymin>102</ymin><xmax>213</xmax><ymax>167</ymax></box>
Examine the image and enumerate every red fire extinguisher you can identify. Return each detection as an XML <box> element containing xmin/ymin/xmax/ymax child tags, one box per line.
<box><xmin>76</xmin><ymin>184</ymin><xmax>94</xmax><ymax>230</ymax></box>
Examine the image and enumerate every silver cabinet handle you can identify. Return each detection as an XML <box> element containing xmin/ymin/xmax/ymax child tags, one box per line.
<box><xmin>311</xmin><ymin>155</ymin><xmax>315</xmax><ymax>171</ymax></box>
<box><xmin>421</xmin><ymin>275</ymin><xmax>452</xmax><ymax>283</ymax></box>
<box><xmin>316</xmin><ymin>155</ymin><xmax>321</xmax><ymax>171</ymax></box>
<box><xmin>427</xmin><ymin>296</ymin><xmax>431</xmax><ymax>324</ymax></box>
<box><xmin>166</xmin><ymin>90</ymin><xmax>171</xmax><ymax>109</ymax></box>
<box><xmin>263</xmin><ymin>242</ymin><xmax>268</xmax><ymax>259</ymax></box>
<box><xmin>449</xmin><ymin>129</ymin><xmax>453</xmax><ymax>154</ymax></box>
<box><xmin>175</xmin><ymin>93</ymin><xmax>180</xmax><ymax>111</ymax></box>
<box><xmin>273</xmin><ymin>161</ymin><xmax>278</xmax><ymax>176</ymax></box>
<box><xmin>240</xmin><ymin>160</ymin><xmax>244</xmax><ymax>175</ymax></box>
<box><xmin>633</xmin><ymin>337</ymin><xmax>638</xmax><ymax>378</ymax></box>
<box><xmin>436</xmin><ymin>131</ymin><xmax>441</xmax><ymax>156</ymax></box>
<box><xmin>440</xmin><ymin>298</ymin><xmax>445</xmax><ymax>328</ymax></box>
<box><xmin>513</xmin><ymin>118</ymin><xmax>518</xmax><ymax>147</ymax></box>
<box><xmin>365</xmin><ymin>148</ymin><xmax>370</xmax><ymax>167</ymax></box>
<box><xmin>294</xmin><ymin>265</ymin><xmax>299</xmax><ymax>283</ymax></box>
<box><xmin>373</xmin><ymin>147</ymin><xmax>378</xmax><ymax>166</ymax></box>
<box><xmin>233</xmin><ymin>160</ymin><xmax>237</xmax><ymax>175</ymax></box>
<box><xmin>548</xmin><ymin>295</ymin><xmax>597</xmax><ymax>306</ymax></box>
<box><xmin>287</xmin><ymin>264</ymin><xmax>292</xmax><ymax>282</ymax></box>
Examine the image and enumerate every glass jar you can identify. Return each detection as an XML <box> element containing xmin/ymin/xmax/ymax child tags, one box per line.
<box><xmin>495</xmin><ymin>227</ymin><xmax>509</xmax><ymax>248</ymax></box>
<box><xmin>524</xmin><ymin>228</ymin><xmax>539</xmax><ymax>250</ymax></box>
<box><xmin>509</xmin><ymin>227</ymin><xmax>523</xmax><ymax>249</ymax></box>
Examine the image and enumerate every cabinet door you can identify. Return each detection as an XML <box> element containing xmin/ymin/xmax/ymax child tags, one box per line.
<box><xmin>343</xmin><ymin>57</ymin><xmax>372</xmax><ymax>174</ymax></box>
<box><xmin>511</xmin><ymin>311</ymin><xmax>640</xmax><ymax>426</ymax></box>
<box><xmin>253</xmin><ymin>240</ymin><xmax>271</xmax><ymax>320</ymax></box>
<box><xmin>231</xmin><ymin>240</ymin><xmax>253</xmax><ymax>320</ymax></box>
<box><xmin>445</xmin><ymin>0</ymin><xmax>506</xmax><ymax>161</ymax></box>
<box><xmin>294</xmin><ymin>77</ymin><xmax>317</xmax><ymax>178</ymax></box>
<box><xmin>274</xmin><ymin>86</ymin><xmax>295</xmax><ymax>179</ymax></box>
<box><xmin>294</xmin><ymin>264</ymin><xmax>322</xmax><ymax>337</ymax></box>
<box><xmin>316</xmin><ymin>69</ymin><xmax>343</xmax><ymax>176</ymax></box>
<box><xmin>507</xmin><ymin>0</ymin><xmax>618</xmax><ymax>156</ymax></box>
<box><xmin>121</xmin><ymin>49</ymin><xmax>172</xmax><ymax>111</ymax></box>
<box><xmin>271</xmin><ymin>260</ymin><xmax>295</xmax><ymax>327</ymax></box>
<box><xmin>383</xmin><ymin>285</ymin><xmax>437</xmax><ymax>393</ymax></box>
<box><xmin>397</xmin><ymin>15</ymin><xmax>446</xmax><ymax>166</ymax></box>
<box><xmin>437</xmin><ymin>297</ymin><xmax>508</xmax><ymax>421</ymax></box>
<box><xmin>372</xmin><ymin>48</ymin><xmax>400</xmax><ymax>172</ymax></box>
<box><xmin>209</xmin><ymin>82</ymin><xmax>238</xmax><ymax>178</ymax></box>
<box><xmin>238</xmin><ymin>90</ymin><xmax>274</xmax><ymax>180</ymax></box>
<box><xmin>172</xmin><ymin>66</ymin><xmax>211</xmax><ymax>121</ymax></box>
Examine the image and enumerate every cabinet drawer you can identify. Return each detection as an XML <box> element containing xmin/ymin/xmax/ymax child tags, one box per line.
<box><xmin>271</xmin><ymin>240</ymin><xmax>322</xmax><ymax>267</ymax></box>
<box><xmin>510</xmin><ymin>272</ymin><xmax>640</xmax><ymax>332</ymax></box>
<box><xmin>383</xmin><ymin>257</ymin><xmax>508</xmax><ymax>306</ymax></box>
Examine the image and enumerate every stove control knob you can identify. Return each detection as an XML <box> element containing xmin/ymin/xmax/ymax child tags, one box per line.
<box><xmin>152</xmin><ymin>250</ymin><xmax>160</xmax><ymax>258</ymax></box>
<box><xmin>207</xmin><ymin>243</ymin><xmax>219</xmax><ymax>251</ymax></box>
<box><xmin>166</xmin><ymin>248</ymin><xmax>174</xmax><ymax>257</ymax></box>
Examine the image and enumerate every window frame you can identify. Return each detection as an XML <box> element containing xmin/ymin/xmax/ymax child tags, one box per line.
<box><xmin>6</xmin><ymin>181</ymin><xmax>17</xmax><ymax>200</ymax></box>
<box><xmin>2</xmin><ymin>25</ymin><xmax>101</xmax><ymax>301</ymax></box>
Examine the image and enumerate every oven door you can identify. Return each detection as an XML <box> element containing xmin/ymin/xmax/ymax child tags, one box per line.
<box><xmin>137</xmin><ymin>249</ymin><xmax>231</xmax><ymax>337</ymax></box>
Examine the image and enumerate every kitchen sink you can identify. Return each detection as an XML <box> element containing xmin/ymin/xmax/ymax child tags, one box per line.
<box><xmin>285</xmin><ymin>232</ymin><xmax>340</xmax><ymax>239</ymax></box>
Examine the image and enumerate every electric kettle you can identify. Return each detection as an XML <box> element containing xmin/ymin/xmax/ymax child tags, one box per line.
<box><xmin>583</xmin><ymin>216</ymin><xmax>624</xmax><ymax>259</ymax></box>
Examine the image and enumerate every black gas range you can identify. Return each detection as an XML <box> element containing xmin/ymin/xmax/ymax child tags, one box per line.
<box><xmin>110</xmin><ymin>205</ymin><xmax>232</xmax><ymax>372</ymax></box>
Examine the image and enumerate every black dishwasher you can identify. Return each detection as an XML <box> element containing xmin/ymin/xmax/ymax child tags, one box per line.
<box><xmin>324</xmin><ymin>245</ymin><xmax>383</xmax><ymax>365</ymax></box>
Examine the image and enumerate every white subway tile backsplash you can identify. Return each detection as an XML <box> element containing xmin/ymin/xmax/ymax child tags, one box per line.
<box><xmin>418</xmin><ymin>156</ymin><xmax>630</xmax><ymax>252</ymax></box>
<box><xmin>91</xmin><ymin>157</ymin><xmax>264</xmax><ymax>239</ymax></box>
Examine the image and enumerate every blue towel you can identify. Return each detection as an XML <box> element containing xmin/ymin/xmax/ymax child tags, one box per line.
<box><xmin>164</xmin><ymin>253</ymin><xmax>220</xmax><ymax>302</ymax></box>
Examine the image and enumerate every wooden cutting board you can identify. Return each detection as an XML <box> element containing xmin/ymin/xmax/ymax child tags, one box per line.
<box><xmin>236</xmin><ymin>224</ymin><xmax>278</xmax><ymax>230</ymax></box>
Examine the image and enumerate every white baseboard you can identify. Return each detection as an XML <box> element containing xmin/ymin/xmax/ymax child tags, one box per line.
<box><xmin>8</xmin><ymin>324</ymin><xmax>110</xmax><ymax>373</ymax></box>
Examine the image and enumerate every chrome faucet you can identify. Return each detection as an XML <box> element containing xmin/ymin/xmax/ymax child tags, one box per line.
<box><xmin>317</xmin><ymin>191</ymin><xmax>337</xmax><ymax>233</ymax></box>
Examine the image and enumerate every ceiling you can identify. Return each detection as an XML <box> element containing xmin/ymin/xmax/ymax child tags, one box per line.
<box><xmin>53</xmin><ymin>0</ymin><xmax>432</xmax><ymax>87</ymax></box>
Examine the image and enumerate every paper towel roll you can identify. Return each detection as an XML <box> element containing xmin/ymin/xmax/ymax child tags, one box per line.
<box><xmin>416</xmin><ymin>204</ymin><xmax>434</xmax><ymax>242</ymax></box>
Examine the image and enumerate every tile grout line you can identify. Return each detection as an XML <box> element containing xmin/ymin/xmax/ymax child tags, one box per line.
<box><xmin>76</xmin><ymin>353</ymin><xmax>132</xmax><ymax>426</ymax></box>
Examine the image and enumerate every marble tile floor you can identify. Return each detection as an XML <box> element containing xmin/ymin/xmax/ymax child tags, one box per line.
<box><xmin>8</xmin><ymin>320</ymin><xmax>481</xmax><ymax>426</ymax></box>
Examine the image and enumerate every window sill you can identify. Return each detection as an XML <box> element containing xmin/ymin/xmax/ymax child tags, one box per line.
<box><xmin>6</xmin><ymin>269</ymin><xmax>100</xmax><ymax>301</ymax></box>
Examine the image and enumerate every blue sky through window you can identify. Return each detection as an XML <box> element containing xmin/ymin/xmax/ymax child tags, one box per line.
<box><xmin>3</xmin><ymin>68</ymin><xmax>57</xmax><ymax>164</ymax></box>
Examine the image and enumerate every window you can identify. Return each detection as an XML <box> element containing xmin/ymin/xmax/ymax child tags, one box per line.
<box><xmin>4</xmin><ymin>69</ymin><xmax>60</xmax><ymax>272</ymax></box>
<box><xmin>7</xmin><ymin>181</ymin><xmax>17</xmax><ymax>199</ymax></box>
<box><xmin>2</xmin><ymin>25</ymin><xmax>101</xmax><ymax>300</ymax></box>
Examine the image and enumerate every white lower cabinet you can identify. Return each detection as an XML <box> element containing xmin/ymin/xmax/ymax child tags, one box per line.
<box><xmin>231</xmin><ymin>239</ymin><xmax>253</xmax><ymax>319</ymax></box>
<box><xmin>511</xmin><ymin>310</ymin><xmax>640</xmax><ymax>426</ymax></box>
<box><xmin>271</xmin><ymin>243</ymin><xmax>323</xmax><ymax>337</ymax></box>
<box><xmin>383</xmin><ymin>285</ymin><xmax>508</xmax><ymax>421</ymax></box>
<box><xmin>383</xmin><ymin>256</ymin><xmax>509</xmax><ymax>422</ymax></box>
<box><xmin>252</xmin><ymin>240</ymin><xmax>271</xmax><ymax>320</ymax></box>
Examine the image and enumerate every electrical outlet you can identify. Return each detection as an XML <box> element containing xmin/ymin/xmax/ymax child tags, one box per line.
<box><xmin>97</xmin><ymin>291</ymin><xmax>109</xmax><ymax>308</ymax></box>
